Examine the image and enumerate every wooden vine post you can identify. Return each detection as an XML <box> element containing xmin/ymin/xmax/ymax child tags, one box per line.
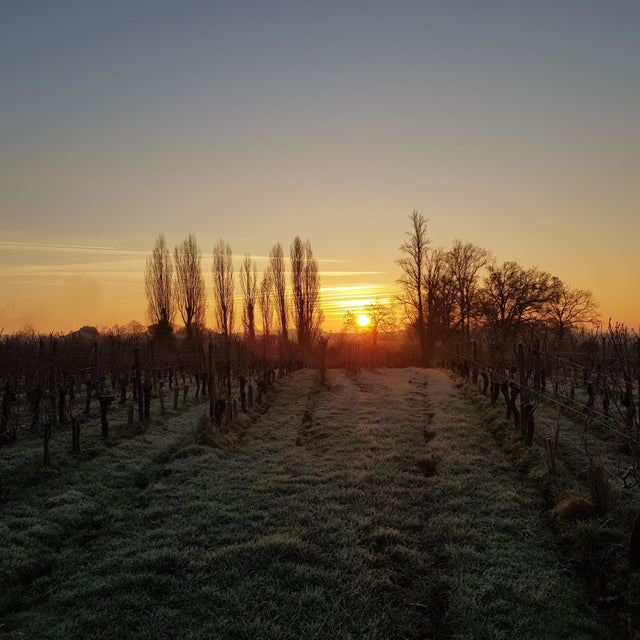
<box><xmin>1</xmin><ymin>380</ymin><xmax>16</xmax><ymax>434</ymax></box>
<box><xmin>99</xmin><ymin>395</ymin><xmax>115</xmax><ymax>439</ymax></box>
<box><xmin>522</xmin><ymin>402</ymin><xmax>535</xmax><ymax>445</ymax></box>
<box><xmin>208</xmin><ymin>338</ymin><xmax>216</xmax><ymax>424</ymax></box>
<box><xmin>318</xmin><ymin>336</ymin><xmax>329</xmax><ymax>386</ymax></box>
<box><xmin>545</xmin><ymin>436</ymin><xmax>556</xmax><ymax>473</ymax></box>
<box><xmin>84</xmin><ymin>378</ymin><xmax>93</xmax><ymax>415</ymax></box>
<box><xmin>48</xmin><ymin>339</ymin><xmax>58</xmax><ymax>428</ymax></box>
<box><xmin>509</xmin><ymin>383</ymin><xmax>520</xmax><ymax>429</ymax></box>
<box><xmin>239</xmin><ymin>376</ymin><xmax>247</xmax><ymax>413</ymax></box>
<box><xmin>134</xmin><ymin>348</ymin><xmax>144</xmax><ymax>424</ymax></box>
<box><xmin>472</xmin><ymin>341</ymin><xmax>478</xmax><ymax>386</ymax></box>
<box><xmin>57</xmin><ymin>382</ymin><xmax>66</xmax><ymax>425</ymax></box>
<box><xmin>143</xmin><ymin>378</ymin><xmax>152</xmax><ymax>422</ymax></box>
<box><xmin>158</xmin><ymin>380</ymin><xmax>165</xmax><ymax>415</ymax></box>
<box><xmin>119</xmin><ymin>375</ymin><xmax>128</xmax><ymax>405</ymax></box>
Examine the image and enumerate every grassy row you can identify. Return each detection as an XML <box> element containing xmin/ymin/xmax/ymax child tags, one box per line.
<box><xmin>466</xmin><ymin>374</ymin><xmax>640</xmax><ymax>638</ymax></box>
<box><xmin>1</xmin><ymin>367</ymin><xmax>616</xmax><ymax>638</ymax></box>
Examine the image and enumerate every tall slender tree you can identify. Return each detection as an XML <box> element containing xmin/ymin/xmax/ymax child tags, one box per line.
<box><xmin>259</xmin><ymin>265</ymin><xmax>274</xmax><ymax>338</ymax></box>
<box><xmin>212</xmin><ymin>239</ymin><xmax>235</xmax><ymax>337</ymax></box>
<box><xmin>239</xmin><ymin>253</ymin><xmax>258</xmax><ymax>342</ymax></box>
<box><xmin>144</xmin><ymin>233</ymin><xmax>174</xmax><ymax>338</ymax></box>
<box><xmin>212</xmin><ymin>239</ymin><xmax>234</xmax><ymax>414</ymax></box>
<box><xmin>174</xmin><ymin>234</ymin><xmax>206</xmax><ymax>337</ymax></box>
<box><xmin>290</xmin><ymin>236</ymin><xmax>322</xmax><ymax>352</ymax></box>
<box><xmin>397</xmin><ymin>210</ymin><xmax>429</xmax><ymax>366</ymax></box>
<box><xmin>270</xmin><ymin>242</ymin><xmax>288</xmax><ymax>341</ymax></box>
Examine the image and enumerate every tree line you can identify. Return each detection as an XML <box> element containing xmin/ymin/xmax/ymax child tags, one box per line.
<box><xmin>397</xmin><ymin>210</ymin><xmax>600</xmax><ymax>366</ymax></box>
<box><xmin>144</xmin><ymin>234</ymin><xmax>322</xmax><ymax>354</ymax></box>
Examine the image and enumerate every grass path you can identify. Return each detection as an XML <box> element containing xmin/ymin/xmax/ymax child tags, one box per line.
<box><xmin>2</xmin><ymin>368</ymin><xmax>606</xmax><ymax>638</ymax></box>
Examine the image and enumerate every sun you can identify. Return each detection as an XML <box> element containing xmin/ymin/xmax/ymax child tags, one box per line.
<box><xmin>356</xmin><ymin>314</ymin><xmax>370</xmax><ymax>328</ymax></box>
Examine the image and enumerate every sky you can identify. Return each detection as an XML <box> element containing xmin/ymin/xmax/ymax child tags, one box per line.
<box><xmin>1</xmin><ymin>0</ymin><xmax>639</xmax><ymax>334</ymax></box>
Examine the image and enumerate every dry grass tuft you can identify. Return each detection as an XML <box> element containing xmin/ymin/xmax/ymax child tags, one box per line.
<box><xmin>550</xmin><ymin>495</ymin><xmax>594</xmax><ymax>525</ymax></box>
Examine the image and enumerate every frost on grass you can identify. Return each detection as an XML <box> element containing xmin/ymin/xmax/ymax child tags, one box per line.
<box><xmin>1</xmin><ymin>367</ymin><xmax>609</xmax><ymax>639</ymax></box>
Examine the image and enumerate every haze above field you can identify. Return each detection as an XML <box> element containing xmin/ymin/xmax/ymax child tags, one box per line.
<box><xmin>1</xmin><ymin>1</ymin><xmax>639</xmax><ymax>333</ymax></box>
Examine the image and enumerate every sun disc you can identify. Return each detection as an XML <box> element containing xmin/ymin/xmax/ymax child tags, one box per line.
<box><xmin>357</xmin><ymin>314</ymin><xmax>370</xmax><ymax>327</ymax></box>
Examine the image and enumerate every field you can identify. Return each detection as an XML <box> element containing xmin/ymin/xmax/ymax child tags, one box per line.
<box><xmin>2</xmin><ymin>367</ymin><xmax>639</xmax><ymax>639</ymax></box>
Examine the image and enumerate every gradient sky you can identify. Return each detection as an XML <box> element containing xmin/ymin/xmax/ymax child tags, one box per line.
<box><xmin>1</xmin><ymin>1</ymin><xmax>639</xmax><ymax>334</ymax></box>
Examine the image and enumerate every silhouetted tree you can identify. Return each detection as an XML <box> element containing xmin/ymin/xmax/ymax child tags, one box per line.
<box><xmin>545</xmin><ymin>277</ymin><xmax>600</xmax><ymax>343</ymax></box>
<box><xmin>240</xmin><ymin>253</ymin><xmax>258</xmax><ymax>342</ymax></box>
<box><xmin>212</xmin><ymin>239</ymin><xmax>234</xmax><ymax>412</ymax></box>
<box><xmin>478</xmin><ymin>261</ymin><xmax>555</xmax><ymax>343</ymax></box>
<box><xmin>259</xmin><ymin>264</ymin><xmax>274</xmax><ymax>338</ymax></box>
<box><xmin>270</xmin><ymin>242</ymin><xmax>288</xmax><ymax>342</ymax></box>
<box><xmin>290</xmin><ymin>236</ymin><xmax>322</xmax><ymax>353</ymax></box>
<box><xmin>212</xmin><ymin>239</ymin><xmax>235</xmax><ymax>338</ymax></box>
<box><xmin>446</xmin><ymin>240</ymin><xmax>491</xmax><ymax>342</ymax></box>
<box><xmin>364</xmin><ymin>299</ymin><xmax>396</xmax><ymax>367</ymax></box>
<box><xmin>174</xmin><ymin>234</ymin><xmax>206</xmax><ymax>337</ymax></box>
<box><xmin>423</xmin><ymin>247</ymin><xmax>455</xmax><ymax>358</ymax></box>
<box><xmin>397</xmin><ymin>210</ymin><xmax>429</xmax><ymax>366</ymax></box>
<box><xmin>144</xmin><ymin>233</ymin><xmax>174</xmax><ymax>339</ymax></box>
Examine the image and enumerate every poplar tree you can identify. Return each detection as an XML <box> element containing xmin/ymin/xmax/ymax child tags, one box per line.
<box><xmin>290</xmin><ymin>236</ymin><xmax>322</xmax><ymax>352</ymax></box>
<box><xmin>259</xmin><ymin>265</ymin><xmax>274</xmax><ymax>338</ymax></box>
<box><xmin>239</xmin><ymin>253</ymin><xmax>258</xmax><ymax>342</ymax></box>
<box><xmin>212</xmin><ymin>239</ymin><xmax>235</xmax><ymax>338</ymax></box>
<box><xmin>174</xmin><ymin>234</ymin><xmax>206</xmax><ymax>337</ymax></box>
<box><xmin>144</xmin><ymin>233</ymin><xmax>174</xmax><ymax>339</ymax></box>
<box><xmin>269</xmin><ymin>242</ymin><xmax>288</xmax><ymax>342</ymax></box>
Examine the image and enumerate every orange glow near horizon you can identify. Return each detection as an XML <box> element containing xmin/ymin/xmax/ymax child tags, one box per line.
<box><xmin>0</xmin><ymin>241</ymin><xmax>638</xmax><ymax>336</ymax></box>
<box><xmin>319</xmin><ymin>284</ymin><xmax>396</xmax><ymax>330</ymax></box>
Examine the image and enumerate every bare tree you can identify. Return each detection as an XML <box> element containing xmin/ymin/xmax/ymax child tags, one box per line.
<box><xmin>545</xmin><ymin>277</ymin><xmax>600</xmax><ymax>343</ymax></box>
<box><xmin>212</xmin><ymin>239</ymin><xmax>235</xmax><ymax>414</ymax></box>
<box><xmin>259</xmin><ymin>265</ymin><xmax>274</xmax><ymax>338</ymax></box>
<box><xmin>446</xmin><ymin>240</ymin><xmax>491</xmax><ymax>342</ymax></box>
<box><xmin>270</xmin><ymin>242</ymin><xmax>288</xmax><ymax>342</ymax></box>
<box><xmin>478</xmin><ymin>261</ymin><xmax>555</xmax><ymax>343</ymax></box>
<box><xmin>144</xmin><ymin>233</ymin><xmax>174</xmax><ymax>339</ymax></box>
<box><xmin>212</xmin><ymin>239</ymin><xmax>235</xmax><ymax>337</ymax></box>
<box><xmin>290</xmin><ymin>236</ymin><xmax>322</xmax><ymax>353</ymax></box>
<box><xmin>397</xmin><ymin>210</ymin><xmax>429</xmax><ymax>366</ymax></box>
<box><xmin>424</xmin><ymin>247</ymin><xmax>456</xmax><ymax>355</ymax></box>
<box><xmin>239</xmin><ymin>254</ymin><xmax>258</xmax><ymax>342</ymax></box>
<box><xmin>364</xmin><ymin>299</ymin><xmax>396</xmax><ymax>367</ymax></box>
<box><xmin>174</xmin><ymin>234</ymin><xmax>207</xmax><ymax>337</ymax></box>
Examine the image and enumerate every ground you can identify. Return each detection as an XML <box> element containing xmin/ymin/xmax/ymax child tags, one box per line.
<box><xmin>0</xmin><ymin>368</ymin><xmax>626</xmax><ymax>638</ymax></box>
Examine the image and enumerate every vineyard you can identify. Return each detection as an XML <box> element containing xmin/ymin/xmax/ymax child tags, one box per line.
<box><xmin>0</xmin><ymin>330</ymin><xmax>301</xmax><ymax>464</ymax></box>
<box><xmin>1</xmin><ymin>329</ymin><xmax>640</xmax><ymax>638</ymax></box>
<box><xmin>447</xmin><ymin>328</ymin><xmax>640</xmax><ymax>497</ymax></box>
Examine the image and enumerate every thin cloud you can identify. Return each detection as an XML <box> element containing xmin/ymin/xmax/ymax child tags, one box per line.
<box><xmin>319</xmin><ymin>271</ymin><xmax>385</xmax><ymax>277</ymax></box>
<box><xmin>0</xmin><ymin>260</ymin><xmax>145</xmax><ymax>279</ymax></box>
<box><xmin>0</xmin><ymin>241</ymin><xmax>146</xmax><ymax>256</ymax></box>
<box><xmin>320</xmin><ymin>283</ymin><xmax>397</xmax><ymax>317</ymax></box>
<box><xmin>321</xmin><ymin>285</ymin><xmax>390</xmax><ymax>293</ymax></box>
